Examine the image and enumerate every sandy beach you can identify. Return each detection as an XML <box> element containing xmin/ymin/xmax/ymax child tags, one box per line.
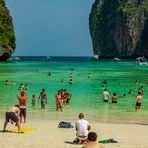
<box><xmin>0</xmin><ymin>119</ymin><xmax>148</xmax><ymax>148</ymax></box>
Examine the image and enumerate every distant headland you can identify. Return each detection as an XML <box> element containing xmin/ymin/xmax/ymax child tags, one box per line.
<box><xmin>89</xmin><ymin>0</ymin><xmax>148</xmax><ymax>58</ymax></box>
<box><xmin>0</xmin><ymin>0</ymin><xmax>15</xmax><ymax>61</ymax></box>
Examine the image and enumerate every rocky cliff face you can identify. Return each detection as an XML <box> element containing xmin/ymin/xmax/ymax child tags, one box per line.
<box><xmin>89</xmin><ymin>0</ymin><xmax>148</xmax><ymax>58</ymax></box>
<box><xmin>0</xmin><ymin>0</ymin><xmax>15</xmax><ymax>61</ymax></box>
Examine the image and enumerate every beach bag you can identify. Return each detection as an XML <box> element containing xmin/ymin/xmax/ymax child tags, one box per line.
<box><xmin>58</xmin><ymin>121</ymin><xmax>73</xmax><ymax>128</ymax></box>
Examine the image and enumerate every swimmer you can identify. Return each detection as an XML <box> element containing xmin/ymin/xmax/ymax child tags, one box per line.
<box><xmin>69</xmin><ymin>73</ymin><xmax>74</xmax><ymax>78</ymax></box>
<box><xmin>69</xmin><ymin>79</ymin><xmax>73</xmax><ymax>86</ymax></box>
<box><xmin>88</xmin><ymin>73</ymin><xmax>91</xmax><ymax>79</ymax></box>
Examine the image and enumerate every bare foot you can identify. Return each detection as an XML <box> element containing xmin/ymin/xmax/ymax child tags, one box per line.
<box><xmin>18</xmin><ymin>131</ymin><xmax>24</xmax><ymax>134</ymax></box>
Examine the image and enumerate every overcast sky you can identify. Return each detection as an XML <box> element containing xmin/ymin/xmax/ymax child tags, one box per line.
<box><xmin>5</xmin><ymin>0</ymin><xmax>95</xmax><ymax>56</ymax></box>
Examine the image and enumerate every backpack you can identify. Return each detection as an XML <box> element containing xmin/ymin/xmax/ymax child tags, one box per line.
<box><xmin>58</xmin><ymin>121</ymin><xmax>73</xmax><ymax>128</ymax></box>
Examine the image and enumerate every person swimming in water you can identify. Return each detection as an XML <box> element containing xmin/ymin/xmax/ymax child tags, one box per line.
<box><xmin>69</xmin><ymin>79</ymin><xmax>73</xmax><ymax>86</ymax></box>
<box><xmin>69</xmin><ymin>73</ymin><xmax>74</xmax><ymax>78</ymax></box>
<box><xmin>88</xmin><ymin>73</ymin><xmax>91</xmax><ymax>79</ymax></box>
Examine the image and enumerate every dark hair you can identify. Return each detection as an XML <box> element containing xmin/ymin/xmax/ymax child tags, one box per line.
<box><xmin>42</xmin><ymin>89</ymin><xmax>45</xmax><ymax>91</ymax></box>
<box><xmin>138</xmin><ymin>91</ymin><xmax>142</xmax><ymax>95</ymax></box>
<box><xmin>21</xmin><ymin>91</ymin><xmax>25</xmax><ymax>96</ymax></box>
<box><xmin>79</xmin><ymin>113</ymin><xmax>84</xmax><ymax>119</ymax></box>
<box><xmin>15</xmin><ymin>104</ymin><xmax>20</xmax><ymax>108</ymax></box>
<box><xmin>88</xmin><ymin>132</ymin><xmax>97</xmax><ymax>141</ymax></box>
<box><xmin>113</xmin><ymin>92</ymin><xmax>116</xmax><ymax>96</ymax></box>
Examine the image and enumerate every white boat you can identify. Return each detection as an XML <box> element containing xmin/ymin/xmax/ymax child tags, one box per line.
<box><xmin>41</xmin><ymin>56</ymin><xmax>52</xmax><ymax>61</ymax></box>
<box><xmin>136</xmin><ymin>57</ymin><xmax>147</xmax><ymax>65</ymax></box>
<box><xmin>14</xmin><ymin>57</ymin><xmax>21</xmax><ymax>61</ymax></box>
<box><xmin>112</xmin><ymin>57</ymin><xmax>121</xmax><ymax>62</ymax></box>
<box><xmin>7</xmin><ymin>56</ymin><xmax>21</xmax><ymax>61</ymax></box>
<box><xmin>94</xmin><ymin>54</ymin><xmax>99</xmax><ymax>60</ymax></box>
<box><xmin>46</xmin><ymin>56</ymin><xmax>52</xmax><ymax>60</ymax></box>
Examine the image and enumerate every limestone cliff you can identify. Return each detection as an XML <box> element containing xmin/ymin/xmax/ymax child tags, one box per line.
<box><xmin>89</xmin><ymin>0</ymin><xmax>148</xmax><ymax>58</ymax></box>
<box><xmin>0</xmin><ymin>0</ymin><xmax>15</xmax><ymax>61</ymax></box>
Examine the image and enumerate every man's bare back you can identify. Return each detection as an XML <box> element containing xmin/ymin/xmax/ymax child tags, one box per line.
<box><xmin>82</xmin><ymin>142</ymin><xmax>104</xmax><ymax>148</ymax></box>
<box><xmin>8</xmin><ymin>106</ymin><xmax>20</xmax><ymax>115</ymax></box>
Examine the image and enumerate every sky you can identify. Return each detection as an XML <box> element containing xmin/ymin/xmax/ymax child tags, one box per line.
<box><xmin>5</xmin><ymin>0</ymin><xmax>95</xmax><ymax>56</ymax></box>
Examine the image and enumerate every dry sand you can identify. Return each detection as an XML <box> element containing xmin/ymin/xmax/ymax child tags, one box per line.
<box><xmin>0</xmin><ymin>119</ymin><xmax>148</xmax><ymax>148</ymax></box>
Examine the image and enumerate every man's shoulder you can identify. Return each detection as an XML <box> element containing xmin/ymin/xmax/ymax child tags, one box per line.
<box><xmin>76</xmin><ymin>119</ymin><xmax>88</xmax><ymax>124</ymax></box>
<box><xmin>82</xmin><ymin>143</ymin><xmax>104</xmax><ymax>148</ymax></box>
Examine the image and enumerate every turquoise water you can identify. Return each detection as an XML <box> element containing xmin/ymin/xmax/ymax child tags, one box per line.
<box><xmin>0</xmin><ymin>58</ymin><xmax>148</xmax><ymax>123</ymax></box>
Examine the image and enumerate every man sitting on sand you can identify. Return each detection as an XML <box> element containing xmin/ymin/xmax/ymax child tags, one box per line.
<box><xmin>75</xmin><ymin>113</ymin><xmax>91</xmax><ymax>144</ymax></box>
<box><xmin>82</xmin><ymin>132</ymin><xmax>104</xmax><ymax>148</ymax></box>
<box><xmin>3</xmin><ymin>105</ymin><xmax>23</xmax><ymax>133</ymax></box>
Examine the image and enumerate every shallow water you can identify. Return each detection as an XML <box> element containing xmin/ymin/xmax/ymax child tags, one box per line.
<box><xmin>0</xmin><ymin>58</ymin><xmax>148</xmax><ymax>124</ymax></box>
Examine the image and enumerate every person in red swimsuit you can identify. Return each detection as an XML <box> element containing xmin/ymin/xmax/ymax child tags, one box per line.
<box><xmin>16</xmin><ymin>91</ymin><xmax>28</xmax><ymax>123</ymax></box>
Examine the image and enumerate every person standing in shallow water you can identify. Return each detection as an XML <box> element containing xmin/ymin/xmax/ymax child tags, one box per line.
<box><xmin>135</xmin><ymin>91</ymin><xmax>142</xmax><ymax>111</ymax></box>
<box><xmin>38</xmin><ymin>89</ymin><xmax>47</xmax><ymax>109</ymax></box>
<box><xmin>16</xmin><ymin>91</ymin><xmax>28</xmax><ymax>123</ymax></box>
<box><xmin>55</xmin><ymin>91</ymin><xmax>62</xmax><ymax>112</ymax></box>
<box><xmin>102</xmin><ymin>88</ymin><xmax>109</xmax><ymax>102</ymax></box>
<box><xmin>111</xmin><ymin>93</ymin><xmax>118</xmax><ymax>103</ymax></box>
<box><xmin>32</xmin><ymin>95</ymin><xmax>36</xmax><ymax>107</ymax></box>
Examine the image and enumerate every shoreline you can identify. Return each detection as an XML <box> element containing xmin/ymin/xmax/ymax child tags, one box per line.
<box><xmin>0</xmin><ymin>118</ymin><xmax>148</xmax><ymax>148</ymax></box>
<box><xmin>1</xmin><ymin>109</ymin><xmax>148</xmax><ymax>125</ymax></box>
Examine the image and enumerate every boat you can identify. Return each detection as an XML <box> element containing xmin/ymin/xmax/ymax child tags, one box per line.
<box><xmin>136</xmin><ymin>56</ymin><xmax>147</xmax><ymax>65</ymax></box>
<box><xmin>41</xmin><ymin>56</ymin><xmax>52</xmax><ymax>61</ymax></box>
<box><xmin>94</xmin><ymin>54</ymin><xmax>99</xmax><ymax>60</ymax></box>
<box><xmin>112</xmin><ymin>57</ymin><xmax>121</xmax><ymax>62</ymax></box>
<box><xmin>7</xmin><ymin>56</ymin><xmax>21</xmax><ymax>61</ymax></box>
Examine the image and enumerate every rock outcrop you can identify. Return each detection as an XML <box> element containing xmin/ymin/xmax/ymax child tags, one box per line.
<box><xmin>0</xmin><ymin>0</ymin><xmax>15</xmax><ymax>61</ymax></box>
<box><xmin>89</xmin><ymin>0</ymin><xmax>148</xmax><ymax>58</ymax></box>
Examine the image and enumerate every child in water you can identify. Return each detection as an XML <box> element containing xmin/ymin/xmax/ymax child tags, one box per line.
<box><xmin>32</xmin><ymin>95</ymin><xmax>36</xmax><ymax>106</ymax></box>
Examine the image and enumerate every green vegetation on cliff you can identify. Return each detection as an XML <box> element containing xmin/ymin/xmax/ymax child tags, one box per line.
<box><xmin>89</xmin><ymin>0</ymin><xmax>148</xmax><ymax>58</ymax></box>
<box><xmin>0</xmin><ymin>0</ymin><xmax>15</xmax><ymax>60</ymax></box>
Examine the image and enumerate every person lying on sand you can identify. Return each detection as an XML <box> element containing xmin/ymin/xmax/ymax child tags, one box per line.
<box><xmin>82</xmin><ymin>132</ymin><xmax>104</xmax><ymax>148</ymax></box>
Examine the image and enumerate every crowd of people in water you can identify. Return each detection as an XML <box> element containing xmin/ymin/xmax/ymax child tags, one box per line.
<box><xmin>3</xmin><ymin>71</ymin><xmax>146</xmax><ymax>127</ymax></box>
<box><xmin>1</xmin><ymin>69</ymin><xmax>147</xmax><ymax>148</ymax></box>
<box><xmin>4</xmin><ymin>71</ymin><xmax>146</xmax><ymax>113</ymax></box>
<box><xmin>101</xmin><ymin>79</ymin><xmax>144</xmax><ymax>111</ymax></box>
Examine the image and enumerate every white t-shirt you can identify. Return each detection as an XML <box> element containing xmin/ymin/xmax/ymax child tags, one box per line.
<box><xmin>103</xmin><ymin>91</ymin><xmax>109</xmax><ymax>100</ymax></box>
<box><xmin>76</xmin><ymin>119</ymin><xmax>89</xmax><ymax>137</ymax></box>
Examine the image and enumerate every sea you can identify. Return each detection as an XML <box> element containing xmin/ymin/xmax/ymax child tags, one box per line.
<box><xmin>0</xmin><ymin>56</ymin><xmax>148</xmax><ymax>124</ymax></box>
